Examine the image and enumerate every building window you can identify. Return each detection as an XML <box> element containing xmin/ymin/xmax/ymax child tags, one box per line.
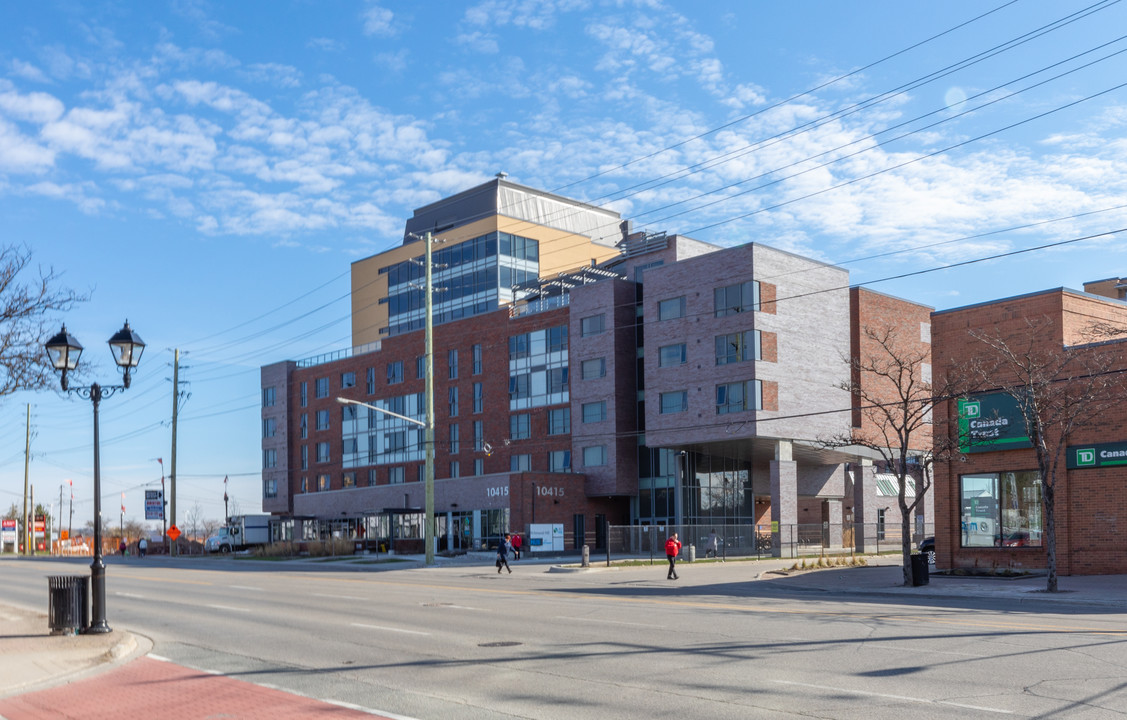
<box><xmin>318</xmin><ymin>474</ymin><xmax>330</xmax><ymax>492</ymax></box>
<box><xmin>342</xmin><ymin>472</ymin><xmax>356</xmax><ymax>488</ymax></box>
<box><xmin>449</xmin><ymin>461</ymin><xmax>460</xmax><ymax>479</ymax></box>
<box><xmin>263</xmin><ymin>478</ymin><xmax>277</xmax><ymax>499</ymax></box>
<box><xmin>300</xmin><ymin>382</ymin><xmax>308</xmax><ymax>407</ymax></box>
<box><xmin>473</xmin><ymin>420</ymin><xmax>484</xmax><ymax>452</ymax></box>
<box><xmin>581</xmin><ymin>314</ymin><xmax>605</xmax><ymax>337</ymax></box>
<box><xmin>473</xmin><ymin>344</ymin><xmax>483</xmax><ymax>375</ymax></box>
<box><xmin>660</xmin><ymin>391</ymin><xmax>688</xmax><ymax>414</ymax></box>
<box><xmin>659</xmin><ymin>343</ymin><xmax>687</xmax><ymax>367</ymax></box>
<box><xmin>368</xmin><ymin>468</ymin><xmax>378</xmax><ymax>486</ymax></box>
<box><xmin>582</xmin><ymin>401</ymin><xmax>606</xmax><ymax>423</ymax></box>
<box><xmin>449</xmin><ymin>386</ymin><xmax>459</xmax><ymax>417</ymax></box>
<box><xmin>301</xmin><ymin>445</ymin><xmax>308</xmax><ymax>470</ymax></box>
<box><xmin>341</xmin><ymin>372</ymin><xmax>356</xmax><ymax>389</ymax></box>
<box><xmin>300</xmin><ymin>413</ymin><xmax>308</xmax><ymax>439</ymax></box>
<box><xmin>548</xmin><ymin>325</ymin><xmax>568</xmax><ymax>353</ymax></box>
<box><xmin>473</xmin><ymin>382</ymin><xmax>483</xmax><ymax>413</ymax></box>
<box><xmin>509</xmin><ymin>333</ymin><xmax>530</xmax><ymax>360</ymax></box>
<box><xmin>876</xmin><ymin>508</ymin><xmax>886</xmax><ymax>541</ymax></box>
<box><xmin>509</xmin><ymin>373</ymin><xmax>530</xmax><ymax>400</ymax></box>
<box><xmin>511</xmin><ymin>414</ymin><xmax>530</xmax><ymax>440</ymax></box>
<box><xmin>315</xmin><ymin>378</ymin><xmax>330</xmax><ymax>398</ymax></box>
<box><xmin>716</xmin><ymin>380</ymin><xmax>762</xmax><ymax>414</ymax></box>
<box><xmin>367</xmin><ymin>367</ymin><xmax>376</xmax><ymax>394</ymax></box>
<box><xmin>418</xmin><ymin>465</ymin><xmax>426</xmax><ymax>483</ymax></box>
<box><xmin>262</xmin><ymin>417</ymin><xmax>276</xmax><ymax>438</ymax></box>
<box><xmin>316</xmin><ymin>442</ymin><xmax>330</xmax><ymax>463</ymax></box>
<box><xmin>548</xmin><ymin>367</ymin><xmax>569</xmax><ymax>394</ymax></box>
<box><xmin>549</xmin><ymin>450</ymin><xmax>571</xmax><ymax>472</ymax></box>
<box><xmin>262</xmin><ymin>386</ymin><xmax>276</xmax><ymax>408</ymax></box>
<box><xmin>511</xmin><ymin>454</ymin><xmax>532</xmax><ymax>472</ymax></box>
<box><xmin>385</xmin><ymin>431</ymin><xmax>407</xmax><ymax>453</ymax></box>
<box><xmin>960</xmin><ymin>471</ymin><xmax>1043</xmax><ymax>548</ymax></box>
<box><xmin>448</xmin><ymin>349</ymin><xmax>459</xmax><ymax>379</ymax></box>
<box><xmin>449</xmin><ymin>424</ymin><xmax>459</xmax><ymax>454</ymax></box>
<box><xmin>263</xmin><ymin>448</ymin><xmax>277</xmax><ymax>469</ymax></box>
<box><xmin>389</xmin><ymin>467</ymin><xmax>405</xmax><ymax>484</ymax></box>
<box><xmin>387</xmin><ymin>361</ymin><xmax>403</xmax><ymax>385</ymax></box>
<box><xmin>416</xmin><ymin>356</ymin><xmax>425</xmax><ymax>379</ymax></box>
<box><xmin>316</xmin><ymin>409</ymin><xmax>330</xmax><ymax>431</ymax></box>
<box><xmin>300</xmin><ymin>477</ymin><xmax>308</xmax><ymax>494</ymax></box>
<box><xmin>714</xmin><ymin>280</ymin><xmax>760</xmax><ymax>317</ymax></box>
<box><xmin>716</xmin><ymin>330</ymin><xmax>760</xmax><ymax>365</ymax></box>
<box><xmin>474</xmin><ymin>458</ymin><xmax>484</xmax><ymax>476</ymax></box>
<box><xmin>581</xmin><ymin>358</ymin><xmax>606</xmax><ymax>380</ymax></box>
<box><xmin>548</xmin><ymin>407</ymin><xmax>571</xmax><ymax>435</ymax></box>
<box><xmin>658</xmin><ymin>296</ymin><xmax>686</xmax><ymax>321</ymax></box>
<box><xmin>583</xmin><ymin>445</ymin><xmax>607</xmax><ymax>467</ymax></box>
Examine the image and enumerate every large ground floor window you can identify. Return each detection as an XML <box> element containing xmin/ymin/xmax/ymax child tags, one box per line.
<box><xmin>960</xmin><ymin>471</ymin><xmax>1043</xmax><ymax>548</ymax></box>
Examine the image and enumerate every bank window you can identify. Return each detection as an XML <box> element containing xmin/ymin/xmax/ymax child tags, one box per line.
<box><xmin>581</xmin><ymin>314</ymin><xmax>605</xmax><ymax>337</ymax></box>
<box><xmin>583</xmin><ymin>445</ymin><xmax>607</xmax><ymax>467</ymax></box>
<box><xmin>659</xmin><ymin>343</ymin><xmax>687</xmax><ymax>367</ymax></box>
<box><xmin>959</xmin><ymin>471</ymin><xmax>1043</xmax><ymax>548</ymax></box>
<box><xmin>548</xmin><ymin>408</ymin><xmax>570</xmax><ymax>435</ymax></box>
<box><xmin>341</xmin><ymin>372</ymin><xmax>356</xmax><ymax>389</ymax></box>
<box><xmin>511</xmin><ymin>454</ymin><xmax>531</xmax><ymax>472</ymax></box>
<box><xmin>582</xmin><ymin>401</ymin><xmax>606</xmax><ymax>423</ymax></box>
<box><xmin>658</xmin><ymin>296</ymin><xmax>685</xmax><ymax>321</ymax></box>
<box><xmin>660</xmin><ymin>391</ymin><xmax>688</xmax><ymax>414</ymax></box>
<box><xmin>387</xmin><ymin>361</ymin><xmax>403</xmax><ymax>385</ymax></box>
<box><xmin>715</xmin><ymin>330</ymin><xmax>760</xmax><ymax>365</ymax></box>
<box><xmin>511</xmin><ymin>414</ymin><xmax>530</xmax><ymax>440</ymax></box>
<box><xmin>714</xmin><ymin>280</ymin><xmax>760</xmax><ymax>317</ymax></box>
<box><xmin>262</xmin><ymin>386</ymin><xmax>275</xmax><ymax>407</ymax></box>
<box><xmin>315</xmin><ymin>377</ymin><xmax>330</xmax><ymax>398</ymax></box>
<box><xmin>549</xmin><ymin>450</ymin><xmax>571</xmax><ymax>472</ymax></box>
<box><xmin>581</xmin><ymin>358</ymin><xmax>606</xmax><ymax>380</ymax></box>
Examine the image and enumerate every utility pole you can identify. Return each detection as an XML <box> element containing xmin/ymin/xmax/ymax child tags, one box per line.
<box><xmin>424</xmin><ymin>230</ymin><xmax>436</xmax><ymax>567</ymax></box>
<box><xmin>29</xmin><ymin>485</ymin><xmax>34</xmax><ymax>553</ymax></box>
<box><xmin>58</xmin><ymin>484</ymin><xmax>64</xmax><ymax>551</ymax></box>
<box><xmin>170</xmin><ymin>350</ymin><xmax>180</xmax><ymax>556</ymax></box>
<box><xmin>22</xmin><ymin>404</ymin><xmax>30</xmax><ymax>556</ymax></box>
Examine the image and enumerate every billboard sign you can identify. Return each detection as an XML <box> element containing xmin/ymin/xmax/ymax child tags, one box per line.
<box><xmin>145</xmin><ymin>490</ymin><xmax>164</xmax><ymax>520</ymax></box>
<box><xmin>1</xmin><ymin>518</ymin><xmax>15</xmax><ymax>544</ymax></box>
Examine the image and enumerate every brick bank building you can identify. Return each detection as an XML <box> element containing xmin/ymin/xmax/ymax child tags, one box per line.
<box><xmin>931</xmin><ymin>279</ymin><xmax>1127</xmax><ymax>575</ymax></box>
<box><xmin>260</xmin><ymin>178</ymin><xmax>933</xmax><ymax>554</ymax></box>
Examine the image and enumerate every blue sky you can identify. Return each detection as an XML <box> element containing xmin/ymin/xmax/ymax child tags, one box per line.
<box><xmin>2</xmin><ymin>0</ymin><xmax>1125</xmax><ymax>530</ymax></box>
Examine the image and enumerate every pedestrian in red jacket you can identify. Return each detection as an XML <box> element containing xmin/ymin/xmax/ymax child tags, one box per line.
<box><xmin>665</xmin><ymin>533</ymin><xmax>682</xmax><ymax>580</ymax></box>
<box><xmin>511</xmin><ymin>533</ymin><xmax>522</xmax><ymax>560</ymax></box>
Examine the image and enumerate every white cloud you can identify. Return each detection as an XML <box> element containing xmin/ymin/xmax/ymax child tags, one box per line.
<box><xmin>375</xmin><ymin>50</ymin><xmax>410</xmax><ymax>74</ymax></box>
<box><xmin>456</xmin><ymin>31</ymin><xmax>500</xmax><ymax>54</ymax></box>
<box><xmin>0</xmin><ymin>118</ymin><xmax>55</xmax><ymax>172</ymax></box>
<box><xmin>240</xmin><ymin>63</ymin><xmax>302</xmax><ymax>89</ymax></box>
<box><xmin>0</xmin><ymin>88</ymin><xmax>65</xmax><ymax>124</ymax></box>
<box><xmin>362</xmin><ymin>4</ymin><xmax>398</xmax><ymax>37</ymax></box>
<box><xmin>9</xmin><ymin>60</ymin><xmax>50</xmax><ymax>84</ymax></box>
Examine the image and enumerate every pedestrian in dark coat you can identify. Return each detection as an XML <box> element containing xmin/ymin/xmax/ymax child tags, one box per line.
<box><xmin>496</xmin><ymin>534</ymin><xmax>512</xmax><ymax>574</ymax></box>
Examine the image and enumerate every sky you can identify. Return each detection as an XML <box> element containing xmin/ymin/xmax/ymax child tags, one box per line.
<box><xmin>1</xmin><ymin>0</ymin><xmax>1126</xmax><ymax>534</ymax></box>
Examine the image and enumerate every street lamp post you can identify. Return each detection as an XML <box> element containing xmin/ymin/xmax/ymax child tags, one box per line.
<box><xmin>46</xmin><ymin>321</ymin><xmax>145</xmax><ymax>635</ymax></box>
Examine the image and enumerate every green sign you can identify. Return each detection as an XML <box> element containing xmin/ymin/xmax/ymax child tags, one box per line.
<box><xmin>958</xmin><ymin>393</ymin><xmax>1032</xmax><ymax>453</ymax></box>
<box><xmin>1067</xmin><ymin>441</ymin><xmax>1127</xmax><ymax>469</ymax></box>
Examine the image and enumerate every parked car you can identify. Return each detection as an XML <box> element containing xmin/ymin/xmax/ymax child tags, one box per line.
<box><xmin>919</xmin><ymin>536</ymin><xmax>935</xmax><ymax>565</ymax></box>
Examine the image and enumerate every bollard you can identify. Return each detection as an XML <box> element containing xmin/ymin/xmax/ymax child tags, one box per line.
<box><xmin>581</xmin><ymin>544</ymin><xmax>590</xmax><ymax>567</ymax></box>
<box><xmin>687</xmin><ymin>544</ymin><xmax>696</xmax><ymax>562</ymax></box>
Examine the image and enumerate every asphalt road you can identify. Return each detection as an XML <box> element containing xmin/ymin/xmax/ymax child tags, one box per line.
<box><xmin>4</xmin><ymin>556</ymin><xmax>1127</xmax><ymax>719</ymax></box>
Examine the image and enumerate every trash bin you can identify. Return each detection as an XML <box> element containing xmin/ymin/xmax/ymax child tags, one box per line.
<box><xmin>47</xmin><ymin>575</ymin><xmax>89</xmax><ymax>635</ymax></box>
<box><xmin>910</xmin><ymin>554</ymin><xmax>930</xmax><ymax>586</ymax></box>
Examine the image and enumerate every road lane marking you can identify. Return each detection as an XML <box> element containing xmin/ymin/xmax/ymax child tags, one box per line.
<box><xmin>350</xmin><ymin>622</ymin><xmax>430</xmax><ymax>636</ymax></box>
<box><xmin>774</xmin><ymin>680</ymin><xmax>1014</xmax><ymax>714</ymax></box>
<box><xmin>313</xmin><ymin>593</ymin><xmax>365</xmax><ymax>600</ymax></box>
<box><xmin>205</xmin><ymin>604</ymin><xmax>251</xmax><ymax>613</ymax></box>
<box><xmin>555</xmin><ymin>615</ymin><xmax>660</xmax><ymax>628</ymax></box>
<box><xmin>114</xmin><ymin>592</ymin><xmax>148</xmax><ymax>599</ymax></box>
<box><xmin>229</xmin><ymin>585</ymin><xmax>262</xmax><ymax>591</ymax></box>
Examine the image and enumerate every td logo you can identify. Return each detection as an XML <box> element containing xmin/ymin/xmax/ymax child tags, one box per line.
<box><xmin>1076</xmin><ymin>448</ymin><xmax>1096</xmax><ymax>467</ymax></box>
<box><xmin>961</xmin><ymin>400</ymin><xmax>981</xmax><ymax>419</ymax></box>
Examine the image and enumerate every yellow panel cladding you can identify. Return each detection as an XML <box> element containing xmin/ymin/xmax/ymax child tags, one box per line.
<box><xmin>351</xmin><ymin>215</ymin><xmax>621</xmax><ymax>347</ymax></box>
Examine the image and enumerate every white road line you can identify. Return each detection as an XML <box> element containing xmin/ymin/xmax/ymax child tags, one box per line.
<box><xmin>228</xmin><ymin>585</ymin><xmax>262</xmax><ymax>591</ymax></box>
<box><xmin>554</xmin><ymin>615</ymin><xmax>659</xmax><ymax>628</ymax></box>
<box><xmin>773</xmin><ymin>680</ymin><xmax>1013</xmax><ymax>714</ymax></box>
<box><xmin>114</xmin><ymin>592</ymin><xmax>147</xmax><ymax>599</ymax></box>
<box><xmin>205</xmin><ymin>604</ymin><xmax>251</xmax><ymax>613</ymax></box>
<box><xmin>313</xmin><ymin>593</ymin><xmax>365</xmax><ymax>601</ymax></box>
<box><xmin>147</xmin><ymin>653</ymin><xmax>172</xmax><ymax>662</ymax></box>
<box><xmin>350</xmin><ymin>622</ymin><xmax>430</xmax><ymax>636</ymax></box>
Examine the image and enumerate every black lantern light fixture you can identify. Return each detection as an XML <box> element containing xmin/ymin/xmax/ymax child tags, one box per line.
<box><xmin>46</xmin><ymin>320</ymin><xmax>145</xmax><ymax>634</ymax></box>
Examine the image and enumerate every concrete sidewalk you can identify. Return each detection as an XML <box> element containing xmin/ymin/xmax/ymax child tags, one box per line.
<box><xmin>2</xmin><ymin>554</ymin><xmax>1125</xmax><ymax>704</ymax></box>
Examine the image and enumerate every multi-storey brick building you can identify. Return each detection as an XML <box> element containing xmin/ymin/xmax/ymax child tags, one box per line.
<box><xmin>260</xmin><ymin>177</ymin><xmax>933</xmax><ymax>554</ymax></box>
<box><xmin>931</xmin><ymin>284</ymin><xmax>1127</xmax><ymax>575</ymax></box>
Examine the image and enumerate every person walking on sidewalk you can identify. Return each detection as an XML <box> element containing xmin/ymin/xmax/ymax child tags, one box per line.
<box><xmin>511</xmin><ymin>532</ymin><xmax>522</xmax><ymax>560</ymax></box>
<box><xmin>496</xmin><ymin>534</ymin><xmax>512</xmax><ymax>574</ymax></box>
<box><xmin>665</xmin><ymin>533</ymin><xmax>682</xmax><ymax>580</ymax></box>
<box><xmin>138</xmin><ymin>537</ymin><xmax>148</xmax><ymax>558</ymax></box>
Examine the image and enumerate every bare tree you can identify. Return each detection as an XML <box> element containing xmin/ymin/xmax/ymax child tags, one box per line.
<box><xmin>185</xmin><ymin>502</ymin><xmax>205</xmax><ymax>543</ymax></box>
<box><xmin>825</xmin><ymin>323</ymin><xmax>961</xmax><ymax>586</ymax></box>
<box><xmin>0</xmin><ymin>245</ymin><xmax>86</xmax><ymax>396</ymax></box>
<box><xmin>967</xmin><ymin>317</ymin><xmax>1127</xmax><ymax>592</ymax></box>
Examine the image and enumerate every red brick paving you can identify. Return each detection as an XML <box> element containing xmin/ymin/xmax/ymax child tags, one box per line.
<box><xmin>0</xmin><ymin>656</ymin><xmax>391</xmax><ymax>719</ymax></box>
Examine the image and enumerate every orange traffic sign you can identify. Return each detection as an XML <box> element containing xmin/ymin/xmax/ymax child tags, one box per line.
<box><xmin>167</xmin><ymin>525</ymin><xmax>181</xmax><ymax>541</ymax></box>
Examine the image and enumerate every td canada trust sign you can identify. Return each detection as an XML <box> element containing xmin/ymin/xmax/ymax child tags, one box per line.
<box><xmin>1067</xmin><ymin>441</ymin><xmax>1127</xmax><ymax>469</ymax></box>
<box><xmin>958</xmin><ymin>393</ymin><xmax>1032</xmax><ymax>454</ymax></box>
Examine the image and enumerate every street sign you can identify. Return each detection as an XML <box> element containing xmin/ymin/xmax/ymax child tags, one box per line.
<box><xmin>1</xmin><ymin>518</ymin><xmax>15</xmax><ymax>544</ymax></box>
<box><xmin>167</xmin><ymin>524</ymin><xmax>181</xmax><ymax>541</ymax></box>
<box><xmin>145</xmin><ymin>489</ymin><xmax>164</xmax><ymax>520</ymax></box>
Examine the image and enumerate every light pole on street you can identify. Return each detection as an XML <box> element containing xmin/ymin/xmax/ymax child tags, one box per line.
<box><xmin>46</xmin><ymin>321</ymin><xmax>145</xmax><ymax>634</ymax></box>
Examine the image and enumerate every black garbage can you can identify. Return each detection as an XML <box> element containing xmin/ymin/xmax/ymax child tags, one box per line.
<box><xmin>47</xmin><ymin>575</ymin><xmax>89</xmax><ymax>635</ymax></box>
<box><xmin>910</xmin><ymin>554</ymin><xmax>930</xmax><ymax>586</ymax></box>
